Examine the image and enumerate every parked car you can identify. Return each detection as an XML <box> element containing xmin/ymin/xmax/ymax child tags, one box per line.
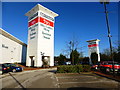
<box><xmin>4</xmin><ymin>63</ymin><xmax>23</xmax><ymax>72</ymax></box>
<box><xmin>91</xmin><ymin>62</ymin><xmax>100</xmax><ymax>71</ymax></box>
<box><xmin>99</xmin><ymin>61</ymin><xmax>120</xmax><ymax>73</ymax></box>
<box><xmin>0</xmin><ymin>64</ymin><xmax>9</xmax><ymax>74</ymax></box>
<box><xmin>65</xmin><ymin>61</ymin><xmax>71</xmax><ymax>65</ymax></box>
<box><xmin>80</xmin><ymin>62</ymin><xmax>89</xmax><ymax>65</ymax></box>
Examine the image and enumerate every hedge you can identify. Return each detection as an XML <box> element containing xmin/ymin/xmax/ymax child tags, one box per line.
<box><xmin>57</xmin><ymin>65</ymin><xmax>91</xmax><ymax>73</ymax></box>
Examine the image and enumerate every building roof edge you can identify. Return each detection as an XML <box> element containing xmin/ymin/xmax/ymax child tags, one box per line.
<box><xmin>0</xmin><ymin>28</ymin><xmax>27</xmax><ymax>46</ymax></box>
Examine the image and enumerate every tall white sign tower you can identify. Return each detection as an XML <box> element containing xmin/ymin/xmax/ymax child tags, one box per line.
<box><xmin>25</xmin><ymin>4</ymin><xmax>58</xmax><ymax>67</ymax></box>
<box><xmin>86</xmin><ymin>39</ymin><xmax>100</xmax><ymax>64</ymax></box>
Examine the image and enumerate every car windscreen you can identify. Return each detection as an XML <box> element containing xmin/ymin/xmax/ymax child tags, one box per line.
<box><xmin>11</xmin><ymin>64</ymin><xmax>18</xmax><ymax>67</ymax></box>
<box><xmin>96</xmin><ymin>62</ymin><xmax>100</xmax><ymax>65</ymax></box>
<box><xmin>114</xmin><ymin>63</ymin><xmax>120</xmax><ymax>65</ymax></box>
<box><xmin>4</xmin><ymin>64</ymin><xmax>18</xmax><ymax>67</ymax></box>
<box><xmin>4</xmin><ymin>64</ymin><xmax>10</xmax><ymax>67</ymax></box>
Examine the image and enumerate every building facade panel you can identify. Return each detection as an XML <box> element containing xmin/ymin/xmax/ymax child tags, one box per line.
<box><xmin>0</xmin><ymin>28</ymin><xmax>27</xmax><ymax>64</ymax></box>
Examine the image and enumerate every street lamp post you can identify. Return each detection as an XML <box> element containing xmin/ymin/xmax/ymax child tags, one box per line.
<box><xmin>41</xmin><ymin>52</ymin><xmax>45</xmax><ymax>60</ymax></box>
<box><xmin>100</xmin><ymin>1</ymin><xmax>115</xmax><ymax>77</ymax></box>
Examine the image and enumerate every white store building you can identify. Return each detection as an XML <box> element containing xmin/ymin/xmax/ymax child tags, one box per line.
<box><xmin>0</xmin><ymin>28</ymin><xmax>27</xmax><ymax>64</ymax></box>
<box><xmin>25</xmin><ymin>4</ymin><xmax>58</xmax><ymax>67</ymax></box>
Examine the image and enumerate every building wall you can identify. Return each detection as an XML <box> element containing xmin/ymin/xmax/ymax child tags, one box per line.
<box><xmin>0</xmin><ymin>33</ymin><xmax>2</xmax><ymax>64</ymax></box>
<box><xmin>37</xmin><ymin>10</ymin><xmax>54</xmax><ymax>67</ymax></box>
<box><xmin>0</xmin><ymin>34</ymin><xmax>26</xmax><ymax>64</ymax></box>
<box><xmin>21</xmin><ymin>45</ymin><xmax>27</xmax><ymax>63</ymax></box>
<box><xmin>26</xmin><ymin>23</ymin><xmax>39</xmax><ymax>67</ymax></box>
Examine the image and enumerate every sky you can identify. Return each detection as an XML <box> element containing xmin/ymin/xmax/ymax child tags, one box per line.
<box><xmin>2</xmin><ymin>2</ymin><xmax>118</xmax><ymax>57</ymax></box>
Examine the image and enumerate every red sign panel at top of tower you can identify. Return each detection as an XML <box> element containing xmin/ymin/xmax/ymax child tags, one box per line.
<box><xmin>88</xmin><ymin>44</ymin><xmax>98</xmax><ymax>47</ymax></box>
<box><xmin>39</xmin><ymin>17</ymin><xmax>54</xmax><ymax>27</ymax></box>
<box><xmin>28</xmin><ymin>17</ymin><xmax>54</xmax><ymax>27</ymax></box>
<box><xmin>28</xmin><ymin>17</ymin><xmax>38</xmax><ymax>27</ymax></box>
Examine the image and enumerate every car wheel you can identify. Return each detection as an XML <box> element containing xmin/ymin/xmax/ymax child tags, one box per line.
<box><xmin>12</xmin><ymin>69</ymin><xmax>16</xmax><ymax>72</ymax></box>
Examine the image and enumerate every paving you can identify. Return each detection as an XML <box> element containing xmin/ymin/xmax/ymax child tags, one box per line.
<box><xmin>1</xmin><ymin>68</ymin><xmax>58</xmax><ymax>88</ymax></box>
<box><xmin>55</xmin><ymin>72</ymin><xmax>120</xmax><ymax>89</ymax></box>
<box><xmin>1</xmin><ymin>68</ymin><xmax>120</xmax><ymax>89</ymax></box>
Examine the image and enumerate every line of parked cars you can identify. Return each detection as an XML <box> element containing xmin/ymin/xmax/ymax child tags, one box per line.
<box><xmin>91</xmin><ymin>61</ymin><xmax>120</xmax><ymax>74</ymax></box>
<box><xmin>0</xmin><ymin>63</ymin><xmax>23</xmax><ymax>74</ymax></box>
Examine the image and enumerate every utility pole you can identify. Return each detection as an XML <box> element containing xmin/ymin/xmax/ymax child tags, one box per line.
<box><xmin>100</xmin><ymin>0</ymin><xmax>115</xmax><ymax>77</ymax></box>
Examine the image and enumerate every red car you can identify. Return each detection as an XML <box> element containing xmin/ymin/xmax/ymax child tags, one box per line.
<box><xmin>99</xmin><ymin>61</ymin><xmax>120</xmax><ymax>73</ymax></box>
<box><xmin>91</xmin><ymin>62</ymin><xmax>100</xmax><ymax>71</ymax></box>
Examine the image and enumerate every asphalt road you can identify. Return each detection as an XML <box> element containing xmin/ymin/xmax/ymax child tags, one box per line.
<box><xmin>1</xmin><ymin>68</ymin><xmax>120</xmax><ymax>89</ymax></box>
<box><xmin>1</xmin><ymin>68</ymin><xmax>58</xmax><ymax>88</ymax></box>
<box><xmin>56</xmin><ymin>73</ymin><xmax>120</xmax><ymax>89</ymax></box>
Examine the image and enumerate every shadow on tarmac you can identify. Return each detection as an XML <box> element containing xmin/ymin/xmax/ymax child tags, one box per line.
<box><xmin>8</xmin><ymin>72</ymin><xmax>26</xmax><ymax>90</ymax></box>
<box><xmin>67</xmin><ymin>87</ymin><xmax>118</xmax><ymax>90</ymax></box>
<box><xmin>48</xmin><ymin>70</ymin><xmax>57</xmax><ymax>73</ymax></box>
<box><xmin>1</xmin><ymin>88</ymin><xmax>118</xmax><ymax>90</ymax></box>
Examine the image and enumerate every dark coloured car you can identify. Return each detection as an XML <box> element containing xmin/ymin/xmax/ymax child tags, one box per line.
<box><xmin>4</xmin><ymin>63</ymin><xmax>23</xmax><ymax>72</ymax></box>
<box><xmin>0</xmin><ymin>64</ymin><xmax>9</xmax><ymax>74</ymax></box>
<box><xmin>80</xmin><ymin>62</ymin><xmax>89</xmax><ymax>65</ymax></box>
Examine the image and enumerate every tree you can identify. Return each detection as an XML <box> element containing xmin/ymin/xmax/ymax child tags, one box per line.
<box><xmin>113</xmin><ymin>41</ymin><xmax>120</xmax><ymax>63</ymax></box>
<box><xmin>103</xmin><ymin>48</ymin><xmax>111</xmax><ymax>56</ymax></box>
<box><xmin>70</xmin><ymin>49</ymin><xmax>80</xmax><ymax>65</ymax></box>
<box><xmin>81</xmin><ymin>57</ymin><xmax>89</xmax><ymax>64</ymax></box>
<box><xmin>113</xmin><ymin>52</ymin><xmax>120</xmax><ymax>63</ymax></box>
<box><xmin>63</xmin><ymin>36</ymin><xmax>84</xmax><ymax>65</ymax></box>
<box><xmin>54</xmin><ymin>54</ymin><xmax>67</xmax><ymax>65</ymax></box>
<box><xmin>90</xmin><ymin>52</ymin><xmax>98</xmax><ymax>65</ymax></box>
<box><xmin>100</xmin><ymin>53</ymin><xmax>111</xmax><ymax>61</ymax></box>
<box><xmin>100</xmin><ymin>41</ymin><xmax>120</xmax><ymax>63</ymax></box>
<box><xmin>102</xmin><ymin>47</ymin><xmax>117</xmax><ymax>60</ymax></box>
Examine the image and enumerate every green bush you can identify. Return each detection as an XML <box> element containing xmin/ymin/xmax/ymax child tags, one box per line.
<box><xmin>67</xmin><ymin>65</ymin><xmax>77</xmax><ymax>73</ymax></box>
<box><xmin>82</xmin><ymin>65</ymin><xmax>91</xmax><ymax>72</ymax></box>
<box><xmin>57</xmin><ymin>66</ymin><xmax>66</xmax><ymax>73</ymax></box>
<box><xmin>76</xmin><ymin>65</ymin><xmax>83</xmax><ymax>73</ymax></box>
<box><xmin>57</xmin><ymin>65</ymin><xmax>91</xmax><ymax>73</ymax></box>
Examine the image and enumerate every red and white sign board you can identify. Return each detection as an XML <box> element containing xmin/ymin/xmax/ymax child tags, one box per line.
<box><xmin>88</xmin><ymin>44</ymin><xmax>98</xmax><ymax>47</ymax></box>
<box><xmin>28</xmin><ymin>17</ymin><xmax>54</xmax><ymax>27</ymax></box>
<box><xmin>87</xmin><ymin>39</ymin><xmax>100</xmax><ymax>64</ymax></box>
